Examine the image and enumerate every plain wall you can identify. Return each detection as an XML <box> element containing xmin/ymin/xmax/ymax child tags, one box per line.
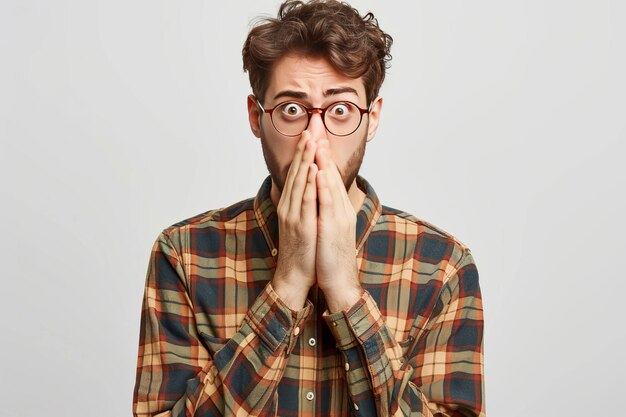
<box><xmin>1</xmin><ymin>1</ymin><xmax>624</xmax><ymax>416</ymax></box>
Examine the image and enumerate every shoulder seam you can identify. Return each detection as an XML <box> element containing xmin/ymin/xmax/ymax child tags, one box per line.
<box><xmin>162</xmin><ymin>197</ymin><xmax>256</xmax><ymax>233</ymax></box>
<box><xmin>380</xmin><ymin>205</ymin><xmax>471</xmax><ymax>252</ymax></box>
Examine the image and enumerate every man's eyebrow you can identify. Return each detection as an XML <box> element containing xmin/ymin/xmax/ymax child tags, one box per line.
<box><xmin>273</xmin><ymin>90</ymin><xmax>308</xmax><ymax>101</ymax></box>
<box><xmin>272</xmin><ymin>87</ymin><xmax>359</xmax><ymax>101</ymax></box>
<box><xmin>324</xmin><ymin>87</ymin><xmax>359</xmax><ymax>97</ymax></box>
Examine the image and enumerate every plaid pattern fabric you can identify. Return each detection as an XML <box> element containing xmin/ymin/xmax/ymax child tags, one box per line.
<box><xmin>133</xmin><ymin>175</ymin><xmax>485</xmax><ymax>417</ymax></box>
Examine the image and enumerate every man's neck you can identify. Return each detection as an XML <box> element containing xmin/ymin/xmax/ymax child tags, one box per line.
<box><xmin>270</xmin><ymin>177</ymin><xmax>366</xmax><ymax>214</ymax></box>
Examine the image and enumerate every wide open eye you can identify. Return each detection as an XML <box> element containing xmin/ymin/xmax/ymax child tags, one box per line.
<box><xmin>328</xmin><ymin>102</ymin><xmax>352</xmax><ymax>119</ymax></box>
<box><xmin>324</xmin><ymin>102</ymin><xmax>362</xmax><ymax>135</ymax></box>
<box><xmin>279</xmin><ymin>102</ymin><xmax>306</xmax><ymax>119</ymax></box>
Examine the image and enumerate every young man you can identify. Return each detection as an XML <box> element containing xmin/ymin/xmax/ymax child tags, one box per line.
<box><xmin>133</xmin><ymin>1</ymin><xmax>485</xmax><ymax>416</ymax></box>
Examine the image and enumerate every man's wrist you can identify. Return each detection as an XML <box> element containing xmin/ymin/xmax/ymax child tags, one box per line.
<box><xmin>272</xmin><ymin>278</ymin><xmax>310</xmax><ymax>311</ymax></box>
<box><xmin>322</xmin><ymin>283</ymin><xmax>363</xmax><ymax>313</ymax></box>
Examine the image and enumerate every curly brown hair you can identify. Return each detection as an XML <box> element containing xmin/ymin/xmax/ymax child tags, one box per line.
<box><xmin>242</xmin><ymin>0</ymin><xmax>393</xmax><ymax>105</ymax></box>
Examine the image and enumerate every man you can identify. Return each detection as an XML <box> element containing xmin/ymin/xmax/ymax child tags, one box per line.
<box><xmin>133</xmin><ymin>1</ymin><xmax>485</xmax><ymax>416</ymax></box>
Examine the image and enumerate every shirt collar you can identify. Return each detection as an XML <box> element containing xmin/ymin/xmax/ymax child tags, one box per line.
<box><xmin>253</xmin><ymin>174</ymin><xmax>382</xmax><ymax>257</ymax></box>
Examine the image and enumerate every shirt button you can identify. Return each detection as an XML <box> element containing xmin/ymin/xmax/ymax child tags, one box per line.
<box><xmin>308</xmin><ymin>338</ymin><xmax>316</xmax><ymax>347</ymax></box>
<box><xmin>345</xmin><ymin>362</ymin><xmax>350</xmax><ymax>371</ymax></box>
<box><xmin>306</xmin><ymin>391</ymin><xmax>315</xmax><ymax>401</ymax></box>
<box><xmin>353</xmin><ymin>402</ymin><xmax>359</xmax><ymax>411</ymax></box>
<box><xmin>293</xmin><ymin>327</ymin><xmax>300</xmax><ymax>336</ymax></box>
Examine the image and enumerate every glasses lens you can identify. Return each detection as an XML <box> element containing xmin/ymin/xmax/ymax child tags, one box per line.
<box><xmin>324</xmin><ymin>102</ymin><xmax>362</xmax><ymax>136</ymax></box>
<box><xmin>271</xmin><ymin>102</ymin><xmax>309</xmax><ymax>136</ymax></box>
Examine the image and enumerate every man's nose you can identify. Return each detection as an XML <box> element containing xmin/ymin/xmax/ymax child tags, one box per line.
<box><xmin>306</xmin><ymin>109</ymin><xmax>328</xmax><ymax>142</ymax></box>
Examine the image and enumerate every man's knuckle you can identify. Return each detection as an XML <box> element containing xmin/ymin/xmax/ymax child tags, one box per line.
<box><xmin>285</xmin><ymin>216</ymin><xmax>300</xmax><ymax>228</ymax></box>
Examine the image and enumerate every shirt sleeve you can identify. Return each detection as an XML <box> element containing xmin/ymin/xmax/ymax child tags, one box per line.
<box><xmin>323</xmin><ymin>249</ymin><xmax>485</xmax><ymax>417</ymax></box>
<box><xmin>133</xmin><ymin>231</ymin><xmax>312</xmax><ymax>417</ymax></box>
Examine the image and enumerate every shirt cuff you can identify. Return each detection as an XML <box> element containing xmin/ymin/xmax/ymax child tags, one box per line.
<box><xmin>244</xmin><ymin>281</ymin><xmax>313</xmax><ymax>353</ymax></box>
<box><xmin>322</xmin><ymin>289</ymin><xmax>384</xmax><ymax>350</ymax></box>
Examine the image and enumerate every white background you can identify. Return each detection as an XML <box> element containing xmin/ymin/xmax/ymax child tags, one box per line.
<box><xmin>1</xmin><ymin>1</ymin><xmax>625</xmax><ymax>416</ymax></box>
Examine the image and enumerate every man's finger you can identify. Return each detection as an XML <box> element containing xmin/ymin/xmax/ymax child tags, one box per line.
<box><xmin>290</xmin><ymin>132</ymin><xmax>317</xmax><ymax>212</ymax></box>
<box><xmin>316</xmin><ymin>169</ymin><xmax>333</xmax><ymax>215</ymax></box>
<box><xmin>315</xmin><ymin>141</ymin><xmax>346</xmax><ymax>207</ymax></box>
<box><xmin>301</xmin><ymin>163</ymin><xmax>318</xmax><ymax>219</ymax></box>
<box><xmin>281</xmin><ymin>132</ymin><xmax>311</xmax><ymax>208</ymax></box>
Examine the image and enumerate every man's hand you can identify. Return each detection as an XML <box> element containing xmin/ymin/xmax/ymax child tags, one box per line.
<box><xmin>272</xmin><ymin>131</ymin><xmax>319</xmax><ymax>310</ymax></box>
<box><xmin>314</xmin><ymin>139</ymin><xmax>363</xmax><ymax>312</ymax></box>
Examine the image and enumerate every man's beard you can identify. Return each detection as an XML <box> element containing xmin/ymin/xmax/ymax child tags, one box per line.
<box><xmin>259</xmin><ymin>128</ymin><xmax>367</xmax><ymax>195</ymax></box>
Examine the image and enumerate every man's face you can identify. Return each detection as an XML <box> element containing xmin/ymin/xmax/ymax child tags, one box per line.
<box><xmin>247</xmin><ymin>53</ymin><xmax>382</xmax><ymax>198</ymax></box>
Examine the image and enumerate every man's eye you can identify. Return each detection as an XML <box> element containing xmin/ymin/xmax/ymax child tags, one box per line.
<box><xmin>281</xmin><ymin>103</ymin><xmax>305</xmax><ymax>117</ymax></box>
<box><xmin>330</xmin><ymin>103</ymin><xmax>350</xmax><ymax>116</ymax></box>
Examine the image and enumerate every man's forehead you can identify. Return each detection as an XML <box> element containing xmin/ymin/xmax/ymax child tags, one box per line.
<box><xmin>265</xmin><ymin>54</ymin><xmax>366</xmax><ymax>102</ymax></box>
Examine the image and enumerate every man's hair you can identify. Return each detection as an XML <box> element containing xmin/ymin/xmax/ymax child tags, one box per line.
<box><xmin>242</xmin><ymin>0</ymin><xmax>393</xmax><ymax>105</ymax></box>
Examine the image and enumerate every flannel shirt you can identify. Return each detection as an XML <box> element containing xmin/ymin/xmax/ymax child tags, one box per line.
<box><xmin>133</xmin><ymin>174</ymin><xmax>485</xmax><ymax>417</ymax></box>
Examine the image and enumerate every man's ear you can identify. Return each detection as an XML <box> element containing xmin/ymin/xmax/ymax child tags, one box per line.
<box><xmin>366</xmin><ymin>96</ymin><xmax>383</xmax><ymax>142</ymax></box>
<box><xmin>247</xmin><ymin>94</ymin><xmax>262</xmax><ymax>138</ymax></box>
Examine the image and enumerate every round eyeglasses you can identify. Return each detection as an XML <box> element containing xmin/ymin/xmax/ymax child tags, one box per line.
<box><xmin>256</xmin><ymin>98</ymin><xmax>372</xmax><ymax>137</ymax></box>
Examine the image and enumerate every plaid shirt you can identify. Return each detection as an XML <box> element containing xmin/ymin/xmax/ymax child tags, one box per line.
<box><xmin>133</xmin><ymin>175</ymin><xmax>485</xmax><ymax>417</ymax></box>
